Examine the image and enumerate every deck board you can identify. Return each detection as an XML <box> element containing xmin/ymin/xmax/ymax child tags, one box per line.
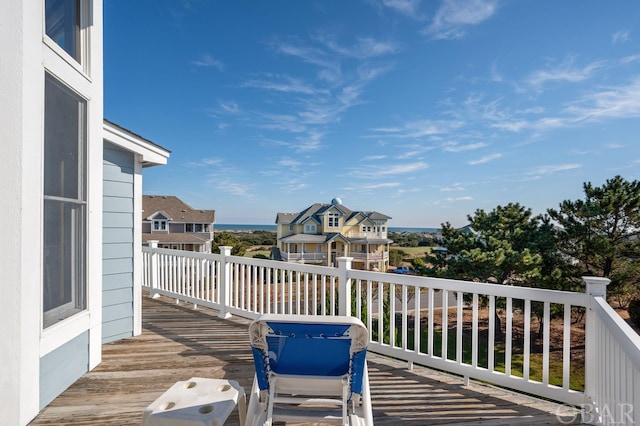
<box><xmin>31</xmin><ymin>295</ymin><xmax>581</xmax><ymax>425</ymax></box>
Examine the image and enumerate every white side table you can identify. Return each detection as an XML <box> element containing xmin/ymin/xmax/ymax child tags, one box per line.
<box><xmin>142</xmin><ymin>377</ymin><xmax>246</xmax><ymax>426</ymax></box>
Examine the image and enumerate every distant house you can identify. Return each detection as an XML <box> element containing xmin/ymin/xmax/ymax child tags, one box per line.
<box><xmin>275</xmin><ymin>198</ymin><xmax>392</xmax><ymax>271</ymax></box>
<box><xmin>142</xmin><ymin>195</ymin><xmax>216</xmax><ymax>252</ymax></box>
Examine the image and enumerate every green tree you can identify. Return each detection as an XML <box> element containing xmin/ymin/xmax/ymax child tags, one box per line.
<box><xmin>429</xmin><ymin>203</ymin><xmax>577</xmax><ymax>335</ymax></box>
<box><xmin>548</xmin><ymin>175</ymin><xmax>640</xmax><ymax>306</ymax></box>
<box><xmin>212</xmin><ymin>231</ymin><xmax>248</xmax><ymax>256</ymax></box>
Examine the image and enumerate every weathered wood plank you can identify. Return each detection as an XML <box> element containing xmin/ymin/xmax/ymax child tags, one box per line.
<box><xmin>31</xmin><ymin>296</ymin><xmax>581</xmax><ymax>425</ymax></box>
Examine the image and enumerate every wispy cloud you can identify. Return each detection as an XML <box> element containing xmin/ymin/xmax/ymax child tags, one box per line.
<box><xmin>243</xmin><ymin>75</ymin><xmax>326</xmax><ymax>95</ymax></box>
<box><xmin>372</xmin><ymin>119</ymin><xmax>463</xmax><ymax>138</ymax></box>
<box><xmin>565</xmin><ymin>77</ymin><xmax>640</xmax><ymax>122</ymax></box>
<box><xmin>468</xmin><ymin>153</ymin><xmax>502</xmax><ymax>165</ymax></box>
<box><xmin>442</xmin><ymin>142</ymin><xmax>488</xmax><ymax>152</ymax></box>
<box><xmin>528</xmin><ymin>164</ymin><xmax>581</xmax><ymax>176</ymax></box>
<box><xmin>362</xmin><ymin>182</ymin><xmax>402</xmax><ymax>189</ymax></box>
<box><xmin>219</xmin><ymin>100</ymin><xmax>240</xmax><ymax>114</ymax></box>
<box><xmin>187</xmin><ymin>157</ymin><xmax>224</xmax><ymax>167</ymax></box>
<box><xmin>380</xmin><ymin>0</ymin><xmax>424</xmax><ymax>19</ymax></box>
<box><xmin>612</xmin><ymin>30</ymin><xmax>630</xmax><ymax>44</ymax></box>
<box><xmin>424</xmin><ymin>0</ymin><xmax>499</xmax><ymax>40</ymax></box>
<box><xmin>351</xmin><ymin>161</ymin><xmax>429</xmax><ymax>178</ymax></box>
<box><xmin>362</xmin><ymin>155</ymin><xmax>387</xmax><ymax>161</ymax></box>
<box><xmin>445</xmin><ymin>196</ymin><xmax>473</xmax><ymax>202</ymax></box>
<box><xmin>527</xmin><ymin>57</ymin><xmax>604</xmax><ymax>87</ymax></box>
<box><xmin>191</xmin><ymin>54</ymin><xmax>224</xmax><ymax>71</ymax></box>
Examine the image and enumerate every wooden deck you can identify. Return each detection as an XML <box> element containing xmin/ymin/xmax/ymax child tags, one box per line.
<box><xmin>31</xmin><ymin>295</ymin><xmax>582</xmax><ymax>425</ymax></box>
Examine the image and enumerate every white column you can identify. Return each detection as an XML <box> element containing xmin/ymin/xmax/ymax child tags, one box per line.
<box><xmin>337</xmin><ymin>257</ymin><xmax>353</xmax><ymax>316</ymax></box>
<box><xmin>583</xmin><ymin>275</ymin><xmax>610</xmax><ymax>421</ymax></box>
<box><xmin>148</xmin><ymin>240</ymin><xmax>160</xmax><ymax>299</ymax></box>
<box><xmin>218</xmin><ymin>246</ymin><xmax>232</xmax><ymax>319</ymax></box>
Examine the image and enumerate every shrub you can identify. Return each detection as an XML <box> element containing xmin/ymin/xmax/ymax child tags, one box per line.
<box><xmin>629</xmin><ymin>298</ymin><xmax>640</xmax><ymax>327</ymax></box>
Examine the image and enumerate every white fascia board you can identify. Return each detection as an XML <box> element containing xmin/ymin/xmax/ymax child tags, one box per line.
<box><xmin>103</xmin><ymin>121</ymin><xmax>170</xmax><ymax>166</ymax></box>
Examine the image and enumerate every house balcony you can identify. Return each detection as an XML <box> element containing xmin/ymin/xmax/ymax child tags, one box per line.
<box><xmin>280</xmin><ymin>251</ymin><xmax>326</xmax><ymax>263</ymax></box>
<box><xmin>33</xmin><ymin>246</ymin><xmax>640</xmax><ymax>425</ymax></box>
<box><xmin>348</xmin><ymin>231</ymin><xmax>388</xmax><ymax>239</ymax></box>
<box><xmin>350</xmin><ymin>250</ymin><xmax>389</xmax><ymax>261</ymax></box>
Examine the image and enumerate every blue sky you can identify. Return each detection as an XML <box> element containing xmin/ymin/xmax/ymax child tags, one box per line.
<box><xmin>104</xmin><ymin>1</ymin><xmax>640</xmax><ymax>228</ymax></box>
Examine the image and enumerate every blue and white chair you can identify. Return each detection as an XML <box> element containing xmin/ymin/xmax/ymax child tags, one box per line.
<box><xmin>245</xmin><ymin>314</ymin><xmax>373</xmax><ymax>426</ymax></box>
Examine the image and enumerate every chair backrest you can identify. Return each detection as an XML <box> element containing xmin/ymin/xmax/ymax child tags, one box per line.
<box><xmin>249</xmin><ymin>314</ymin><xmax>369</xmax><ymax>395</ymax></box>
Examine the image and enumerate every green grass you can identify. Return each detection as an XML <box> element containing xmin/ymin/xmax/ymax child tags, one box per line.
<box><xmin>373</xmin><ymin>322</ymin><xmax>585</xmax><ymax>392</ymax></box>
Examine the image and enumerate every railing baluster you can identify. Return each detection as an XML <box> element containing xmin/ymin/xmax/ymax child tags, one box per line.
<box><xmin>543</xmin><ymin>301</ymin><xmax>550</xmax><ymax>385</ymax></box>
<box><xmin>401</xmin><ymin>284</ymin><xmax>408</xmax><ymax>350</ymax></box>
<box><xmin>442</xmin><ymin>290</ymin><xmax>448</xmax><ymax>360</ymax></box>
<box><xmin>428</xmin><ymin>287</ymin><xmax>434</xmax><ymax>356</ymax></box>
<box><xmin>562</xmin><ymin>303</ymin><xmax>571</xmax><ymax>390</ymax></box>
<box><xmin>488</xmin><ymin>295</ymin><xmax>495</xmax><ymax>372</ymax></box>
<box><xmin>472</xmin><ymin>293</ymin><xmax>478</xmax><ymax>368</ymax></box>
<box><xmin>524</xmin><ymin>299</ymin><xmax>531</xmax><ymax>381</ymax></box>
<box><xmin>506</xmin><ymin>297</ymin><xmax>513</xmax><ymax>376</ymax></box>
<box><xmin>456</xmin><ymin>291</ymin><xmax>463</xmax><ymax>364</ymax></box>
<box><xmin>414</xmin><ymin>286</ymin><xmax>421</xmax><ymax>354</ymax></box>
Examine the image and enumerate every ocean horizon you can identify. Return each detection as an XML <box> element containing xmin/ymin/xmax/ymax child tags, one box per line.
<box><xmin>216</xmin><ymin>223</ymin><xmax>440</xmax><ymax>233</ymax></box>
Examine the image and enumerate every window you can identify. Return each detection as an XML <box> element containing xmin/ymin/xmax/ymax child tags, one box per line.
<box><xmin>304</xmin><ymin>224</ymin><xmax>316</xmax><ymax>233</ymax></box>
<box><xmin>153</xmin><ymin>220</ymin><xmax>167</xmax><ymax>231</ymax></box>
<box><xmin>185</xmin><ymin>223</ymin><xmax>194</xmax><ymax>232</ymax></box>
<box><xmin>328</xmin><ymin>213</ymin><xmax>339</xmax><ymax>228</ymax></box>
<box><xmin>45</xmin><ymin>0</ymin><xmax>81</xmax><ymax>62</ymax></box>
<box><xmin>43</xmin><ymin>73</ymin><xmax>87</xmax><ymax>328</ymax></box>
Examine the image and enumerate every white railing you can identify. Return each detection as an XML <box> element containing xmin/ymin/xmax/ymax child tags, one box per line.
<box><xmin>280</xmin><ymin>252</ymin><xmax>326</xmax><ymax>263</ymax></box>
<box><xmin>350</xmin><ymin>251</ymin><xmax>389</xmax><ymax>261</ymax></box>
<box><xmin>142</xmin><ymin>244</ymin><xmax>640</xmax><ymax>424</ymax></box>
<box><xmin>347</xmin><ymin>231</ymin><xmax>387</xmax><ymax>239</ymax></box>
<box><xmin>583</xmin><ymin>277</ymin><xmax>640</xmax><ymax>425</ymax></box>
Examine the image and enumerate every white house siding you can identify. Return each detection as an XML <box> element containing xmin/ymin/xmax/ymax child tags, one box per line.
<box><xmin>102</xmin><ymin>143</ymin><xmax>135</xmax><ymax>343</ymax></box>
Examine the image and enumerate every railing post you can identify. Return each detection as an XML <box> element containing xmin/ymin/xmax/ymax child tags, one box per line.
<box><xmin>583</xmin><ymin>276</ymin><xmax>610</xmax><ymax>423</ymax></box>
<box><xmin>148</xmin><ymin>240</ymin><xmax>160</xmax><ymax>299</ymax></box>
<box><xmin>218</xmin><ymin>246</ymin><xmax>233</xmax><ymax>319</ymax></box>
<box><xmin>337</xmin><ymin>257</ymin><xmax>353</xmax><ymax>317</ymax></box>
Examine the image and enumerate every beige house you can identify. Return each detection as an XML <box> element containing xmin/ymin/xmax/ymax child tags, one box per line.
<box><xmin>142</xmin><ymin>195</ymin><xmax>215</xmax><ymax>252</ymax></box>
<box><xmin>275</xmin><ymin>198</ymin><xmax>392</xmax><ymax>271</ymax></box>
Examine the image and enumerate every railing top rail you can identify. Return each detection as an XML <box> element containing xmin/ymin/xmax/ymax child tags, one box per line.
<box><xmin>227</xmin><ymin>254</ymin><xmax>339</xmax><ymax>276</ymax></box>
<box><xmin>592</xmin><ymin>295</ymin><xmax>640</xmax><ymax>369</ymax></box>
<box><xmin>142</xmin><ymin>246</ymin><xmax>221</xmax><ymax>261</ymax></box>
<box><xmin>348</xmin><ymin>269</ymin><xmax>590</xmax><ymax>306</ymax></box>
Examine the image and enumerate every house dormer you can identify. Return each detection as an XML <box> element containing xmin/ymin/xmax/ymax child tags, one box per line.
<box><xmin>148</xmin><ymin>211</ymin><xmax>172</xmax><ymax>233</ymax></box>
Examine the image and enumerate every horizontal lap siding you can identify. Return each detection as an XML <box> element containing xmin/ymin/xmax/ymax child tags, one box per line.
<box><xmin>102</xmin><ymin>144</ymin><xmax>135</xmax><ymax>344</ymax></box>
<box><xmin>40</xmin><ymin>332</ymin><xmax>89</xmax><ymax>409</ymax></box>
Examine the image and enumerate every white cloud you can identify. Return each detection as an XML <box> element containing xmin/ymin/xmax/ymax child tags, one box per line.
<box><xmin>381</xmin><ymin>0</ymin><xmax>424</xmax><ymax>19</ymax></box>
<box><xmin>425</xmin><ymin>0</ymin><xmax>499</xmax><ymax>40</ymax></box>
<box><xmin>243</xmin><ymin>75</ymin><xmax>326</xmax><ymax>95</ymax></box>
<box><xmin>612</xmin><ymin>30</ymin><xmax>630</xmax><ymax>44</ymax></box>
<box><xmin>442</xmin><ymin>142</ymin><xmax>488</xmax><ymax>152</ymax></box>
<box><xmin>371</xmin><ymin>119</ymin><xmax>463</xmax><ymax>138</ymax></box>
<box><xmin>219</xmin><ymin>101</ymin><xmax>240</xmax><ymax>114</ymax></box>
<box><xmin>468</xmin><ymin>153</ymin><xmax>502</xmax><ymax>165</ymax></box>
<box><xmin>351</xmin><ymin>161</ymin><xmax>429</xmax><ymax>178</ymax></box>
<box><xmin>566</xmin><ymin>78</ymin><xmax>640</xmax><ymax>122</ymax></box>
<box><xmin>362</xmin><ymin>155</ymin><xmax>387</xmax><ymax>161</ymax></box>
<box><xmin>362</xmin><ymin>182</ymin><xmax>402</xmax><ymax>189</ymax></box>
<box><xmin>445</xmin><ymin>196</ymin><xmax>473</xmax><ymax>202</ymax></box>
<box><xmin>528</xmin><ymin>164</ymin><xmax>581</xmax><ymax>176</ymax></box>
<box><xmin>191</xmin><ymin>54</ymin><xmax>224</xmax><ymax>71</ymax></box>
<box><xmin>527</xmin><ymin>57</ymin><xmax>604</xmax><ymax>87</ymax></box>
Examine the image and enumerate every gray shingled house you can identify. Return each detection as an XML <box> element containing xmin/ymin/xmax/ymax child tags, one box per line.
<box><xmin>142</xmin><ymin>195</ymin><xmax>216</xmax><ymax>252</ymax></box>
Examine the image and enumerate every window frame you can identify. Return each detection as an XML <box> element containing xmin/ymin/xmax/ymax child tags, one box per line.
<box><xmin>43</xmin><ymin>0</ymin><xmax>91</xmax><ymax>75</ymax></box>
<box><xmin>42</xmin><ymin>72</ymin><xmax>88</xmax><ymax>329</ymax></box>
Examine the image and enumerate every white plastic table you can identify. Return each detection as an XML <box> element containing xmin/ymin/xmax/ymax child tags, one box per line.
<box><xmin>142</xmin><ymin>377</ymin><xmax>246</xmax><ymax>426</ymax></box>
